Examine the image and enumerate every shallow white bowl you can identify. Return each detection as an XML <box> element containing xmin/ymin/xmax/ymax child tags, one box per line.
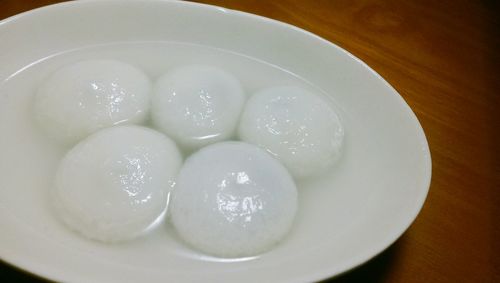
<box><xmin>0</xmin><ymin>1</ymin><xmax>431</xmax><ymax>282</ymax></box>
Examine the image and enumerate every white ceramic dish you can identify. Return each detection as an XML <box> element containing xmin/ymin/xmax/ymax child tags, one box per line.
<box><xmin>0</xmin><ymin>1</ymin><xmax>431</xmax><ymax>282</ymax></box>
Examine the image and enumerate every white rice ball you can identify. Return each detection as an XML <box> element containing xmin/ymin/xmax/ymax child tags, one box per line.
<box><xmin>239</xmin><ymin>86</ymin><xmax>344</xmax><ymax>179</ymax></box>
<box><xmin>53</xmin><ymin>125</ymin><xmax>182</xmax><ymax>242</ymax></box>
<box><xmin>151</xmin><ymin>65</ymin><xmax>245</xmax><ymax>151</ymax></box>
<box><xmin>170</xmin><ymin>141</ymin><xmax>297</xmax><ymax>257</ymax></box>
<box><xmin>35</xmin><ymin>59</ymin><xmax>151</xmax><ymax>145</ymax></box>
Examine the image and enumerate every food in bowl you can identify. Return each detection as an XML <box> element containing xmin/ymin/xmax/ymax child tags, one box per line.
<box><xmin>52</xmin><ymin>125</ymin><xmax>182</xmax><ymax>242</ymax></box>
<box><xmin>239</xmin><ymin>86</ymin><xmax>344</xmax><ymax>179</ymax></box>
<box><xmin>151</xmin><ymin>65</ymin><xmax>246</xmax><ymax>151</ymax></box>
<box><xmin>34</xmin><ymin>59</ymin><xmax>151</xmax><ymax>145</ymax></box>
<box><xmin>169</xmin><ymin>141</ymin><xmax>298</xmax><ymax>257</ymax></box>
<box><xmin>24</xmin><ymin>44</ymin><xmax>343</xmax><ymax>256</ymax></box>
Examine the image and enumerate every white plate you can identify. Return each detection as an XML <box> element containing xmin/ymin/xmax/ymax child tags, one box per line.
<box><xmin>0</xmin><ymin>1</ymin><xmax>431</xmax><ymax>282</ymax></box>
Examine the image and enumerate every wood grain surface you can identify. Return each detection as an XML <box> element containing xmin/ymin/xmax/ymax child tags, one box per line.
<box><xmin>1</xmin><ymin>1</ymin><xmax>498</xmax><ymax>282</ymax></box>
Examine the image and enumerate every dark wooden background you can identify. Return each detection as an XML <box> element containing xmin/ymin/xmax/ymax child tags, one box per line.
<box><xmin>1</xmin><ymin>1</ymin><xmax>498</xmax><ymax>282</ymax></box>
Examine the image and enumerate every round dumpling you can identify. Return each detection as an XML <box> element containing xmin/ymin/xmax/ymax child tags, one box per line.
<box><xmin>151</xmin><ymin>65</ymin><xmax>245</xmax><ymax>151</ymax></box>
<box><xmin>35</xmin><ymin>59</ymin><xmax>151</xmax><ymax>145</ymax></box>
<box><xmin>170</xmin><ymin>141</ymin><xmax>297</xmax><ymax>257</ymax></box>
<box><xmin>52</xmin><ymin>125</ymin><xmax>182</xmax><ymax>242</ymax></box>
<box><xmin>238</xmin><ymin>86</ymin><xmax>344</xmax><ymax>179</ymax></box>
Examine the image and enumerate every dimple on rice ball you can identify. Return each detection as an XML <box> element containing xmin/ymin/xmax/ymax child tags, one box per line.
<box><xmin>34</xmin><ymin>59</ymin><xmax>151</xmax><ymax>145</ymax></box>
<box><xmin>238</xmin><ymin>86</ymin><xmax>344</xmax><ymax>179</ymax></box>
<box><xmin>52</xmin><ymin>125</ymin><xmax>182</xmax><ymax>242</ymax></box>
<box><xmin>151</xmin><ymin>65</ymin><xmax>245</xmax><ymax>151</ymax></box>
<box><xmin>170</xmin><ymin>141</ymin><xmax>297</xmax><ymax>258</ymax></box>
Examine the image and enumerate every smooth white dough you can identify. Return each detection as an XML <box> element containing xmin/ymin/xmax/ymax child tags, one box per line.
<box><xmin>35</xmin><ymin>60</ymin><xmax>151</xmax><ymax>145</ymax></box>
<box><xmin>238</xmin><ymin>86</ymin><xmax>344</xmax><ymax>179</ymax></box>
<box><xmin>53</xmin><ymin>125</ymin><xmax>182</xmax><ymax>242</ymax></box>
<box><xmin>170</xmin><ymin>141</ymin><xmax>297</xmax><ymax>257</ymax></box>
<box><xmin>151</xmin><ymin>65</ymin><xmax>245</xmax><ymax>150</ymax></box>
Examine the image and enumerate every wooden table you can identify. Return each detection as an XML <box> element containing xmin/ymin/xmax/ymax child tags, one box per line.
<box><xmin>1</xmin><ymin>1</ymin><xmax>498</xmax><ymax>282</ymax></box>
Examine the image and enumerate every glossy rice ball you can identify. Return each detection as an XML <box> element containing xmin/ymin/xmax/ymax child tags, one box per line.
<box><xmin>151</xmin><ymin>65</ymin><xmax>245</xmax><ymax>151</ymax></box>
<box><xmin>238</xmin><ymin>86</ymin><xmax>344</xmax><ymax>179</ymax></box>
<box><xmin>170</xmin><ymin>141</ymin><xmax>297</xmax><ymax>258</ymax></box>
<box><xmin>35</xmin><ymin>59</ymin><xmax>151</xmax><ymax>145</ymax></box>
<box><xmin>52</xmin><ymin>125</ymin><xmax>182</xmax><ymax>242</ymax></box>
